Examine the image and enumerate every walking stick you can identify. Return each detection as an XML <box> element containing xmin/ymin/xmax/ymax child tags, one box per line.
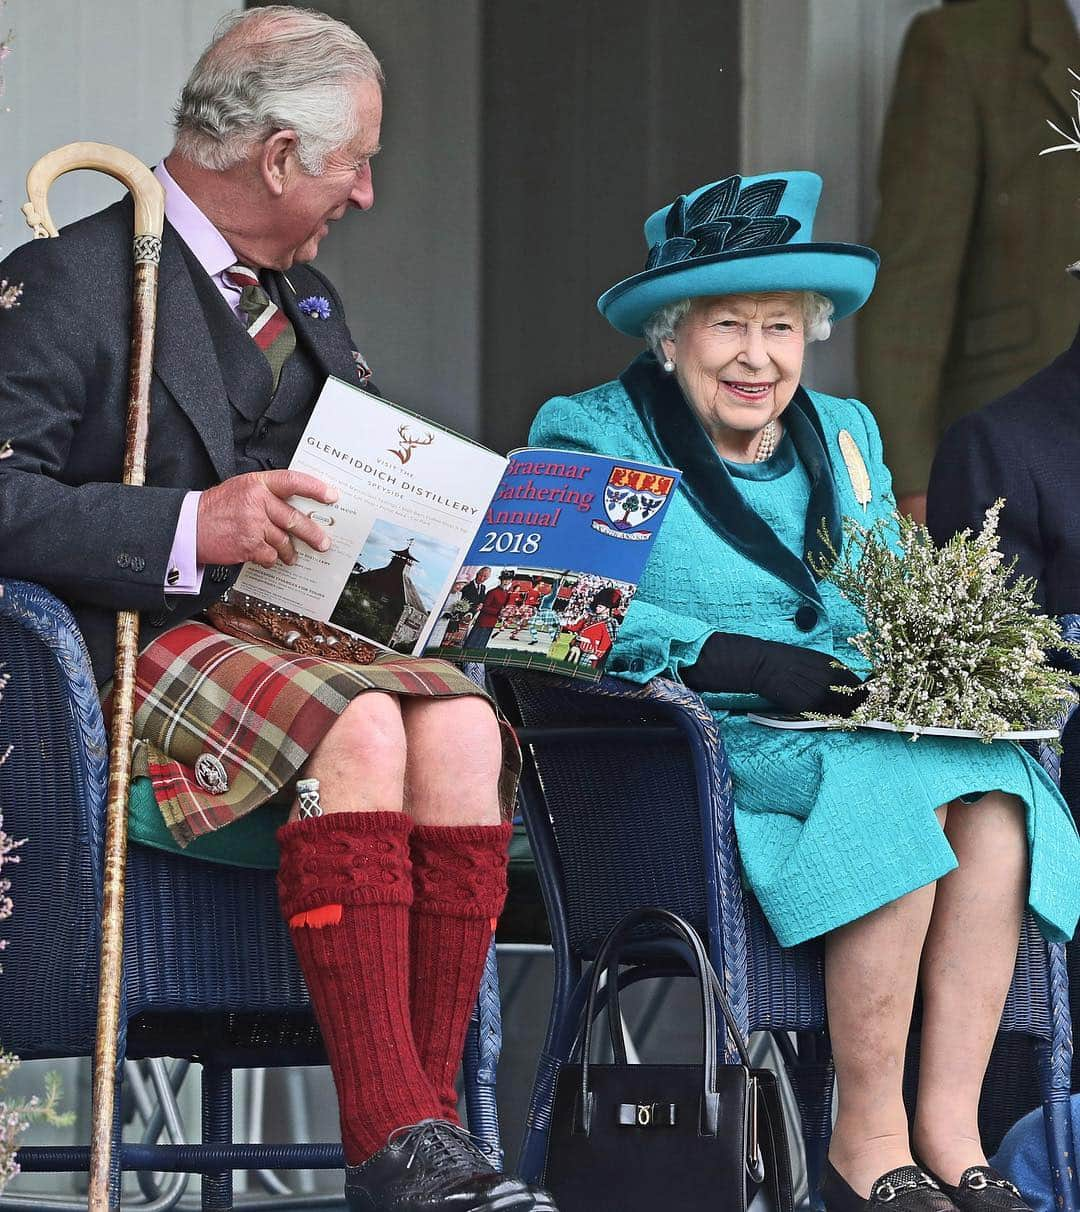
<box><xmin>23</xmin><ymin>143</ymin><xmax>165</xmax><ymax>1212</ymax></box>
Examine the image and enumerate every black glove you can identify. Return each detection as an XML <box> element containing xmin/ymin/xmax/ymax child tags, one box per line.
<box><xmin>682</xmin><ymin>632</ymin><xmax>867</xmax><ymax>717</ymax></box>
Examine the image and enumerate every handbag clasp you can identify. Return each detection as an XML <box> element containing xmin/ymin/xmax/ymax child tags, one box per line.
<box><xmin>617</xmin><ymin>1102</ymin><xmax>677</xmax><ymax>1129</ymax></box>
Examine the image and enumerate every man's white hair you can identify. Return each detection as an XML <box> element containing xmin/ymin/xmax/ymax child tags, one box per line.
<box><xmin>173</xmin><ymin>6</ymin><xmax>383</xmax><ymax>176</ymax></box>
<box><xmin>642</xmin><ymin>291</ymin><xmax>835</xmax><ymax>360</ymax></box>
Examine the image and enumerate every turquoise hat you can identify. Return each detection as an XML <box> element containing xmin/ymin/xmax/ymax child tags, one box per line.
<box><xmin>597</xmin><ymin>171</ymin><xmax>879</xmax><ymax>337</ymax></box>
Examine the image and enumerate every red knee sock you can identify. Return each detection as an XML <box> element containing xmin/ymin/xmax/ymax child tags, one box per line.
<box><xmin>276</xmin><ymin>811</ymin><xmax>442</xmax><ymax>1164</ymax></box>
<box><xmin>408</xmin><ymin>822</ymin><xmax>513</xmax><ymax>1120</ymax></box>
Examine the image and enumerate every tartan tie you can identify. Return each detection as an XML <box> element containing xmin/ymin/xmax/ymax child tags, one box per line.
<box><xmin>223</xmin><ymin>264</ymin><xmax>297</xmax><ymax>392</ymax></box>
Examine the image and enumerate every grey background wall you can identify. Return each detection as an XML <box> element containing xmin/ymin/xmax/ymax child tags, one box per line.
<box><xmin>252</xmin><ymin>0</ymin><xmax>486</xmax><ymax>437</ymax></box>
<box><xmin>0</xmin><ymin>0</ymin><xmax>232</xmax><ymax>258</ymax></box>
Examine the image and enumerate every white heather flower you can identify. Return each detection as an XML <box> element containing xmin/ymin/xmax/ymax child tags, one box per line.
<box><xmin>808</xmin><ymin>501</ymin><xmax>1079</xmax><ymax>741</ymax></box>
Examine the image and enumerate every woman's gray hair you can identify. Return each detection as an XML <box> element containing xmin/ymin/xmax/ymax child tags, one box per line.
<box><xmin>173</xmin><ymin>6</ymin><xmax>384</xmax><ymax>175</ymax></box>
<box><xmin>643</xmin><ymin>290</ymin><xmax>835</xmax><ymax>358</ymax></box>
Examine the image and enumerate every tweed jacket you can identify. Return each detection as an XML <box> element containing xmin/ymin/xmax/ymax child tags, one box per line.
<box><xmin>0</xmin><ymin>198</ymin><xmax>363</xmax><ymax>683</ymax></box>
<box><xmin>857</xmin><ymin>0</ymin><xmax>1080</xmax><ymax>496</ymax></box>
<box><xmin>927</xmin><ymin>324</ymin><xmax>1080</xmax><ymax>616</ymax></box>
<box><xmin>529</xmin><ymin>354</ymin><xmax>895</xmax><ymax>712</ymax></box>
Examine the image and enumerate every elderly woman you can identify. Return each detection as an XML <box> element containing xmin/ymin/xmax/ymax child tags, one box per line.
<box><xmin>529</xmin><ymin>172</ymin><xmax>1080</xmax><ymax>1212</ymax></box>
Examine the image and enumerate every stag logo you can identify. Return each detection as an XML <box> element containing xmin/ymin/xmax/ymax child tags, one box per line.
<box><xmin>389</xmin><ymin>424</ymin><xmax>435</xmax><ymax>464</ymax></box>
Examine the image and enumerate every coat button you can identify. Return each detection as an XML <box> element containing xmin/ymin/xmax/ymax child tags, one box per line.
<box><xmin>209</xmin><ymin>565</ymin><xmax>232</xmax><ymax>584</ymax></box>
<box><xmin>194</xmin><ymin>753</ymin><xmax>229</xmax><ymax>794</ymax></box>
<box><xmin>116</xmin><ymin>552</ymin><xmax>130</xmax><ymax>569</ymax></box>
<box><xmin>795</xmin><ymin>605</ymin><xmax>818</xmax><ymax>632</ymax></box>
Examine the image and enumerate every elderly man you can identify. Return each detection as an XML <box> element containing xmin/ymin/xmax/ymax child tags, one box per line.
<box><xmin>0</xmin><ymin>9</ymin><xmax>553</xmax><ymax>1211</ymax></box>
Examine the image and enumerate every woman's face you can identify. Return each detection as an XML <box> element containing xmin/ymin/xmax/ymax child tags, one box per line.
<box><xmin>661</xmin><ymin>292</ymin><xmax>806</xmax><ymax>452</ymax></box>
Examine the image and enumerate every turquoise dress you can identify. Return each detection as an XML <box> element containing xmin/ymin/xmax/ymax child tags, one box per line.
<box><xmin>530</xmin><ymin>353</ymin><xmax>1080</xmax><ymax>948</ymax></box>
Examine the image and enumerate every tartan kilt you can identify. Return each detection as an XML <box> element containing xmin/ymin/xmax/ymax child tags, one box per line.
<box><xmin>529</xmin><ymin>608</ymin><xmax>561</xmax><ymax>633</ymax></box>
<box><xmin>123</xmin><ymin>622</ymin><xmax>520</xmax><ymax>848</ymax></box>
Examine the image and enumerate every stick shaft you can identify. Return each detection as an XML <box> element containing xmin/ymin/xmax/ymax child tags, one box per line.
<box><xmin>88</xmin><ymin>248</ymin><xmax>161</xmax><ymax>1212</ymax></box>
<box><xmin>22</xmin><ymin>143</ymin><xmax>164</xmax><ymax>1212</ymax></box>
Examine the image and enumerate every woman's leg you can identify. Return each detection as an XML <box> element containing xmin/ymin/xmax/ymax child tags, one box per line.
<box><xmin>912</xmin><ymin>791</ymin><xmax>1028</xmax><ymax>1183</ymax></box>
<box><xmin>401</xmin><ymin>695</ymin><xmax>512</xmax><ymax>1118</ymax></box>
<box><xmin>826</xmin><ymin>811</ymin><xmax>945</xmax><ymax>1197</ymax></box>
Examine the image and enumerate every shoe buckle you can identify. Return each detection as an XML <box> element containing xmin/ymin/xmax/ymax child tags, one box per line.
<box><xmin>965</xmin><ymin>1171</ymin><xmax>1021</xmax><ymax>1197</ymax></box>
<box><xmin>873</xmin><ymin>1178</ymin><xmax>924</xmax><ymax>1204</ymax></box>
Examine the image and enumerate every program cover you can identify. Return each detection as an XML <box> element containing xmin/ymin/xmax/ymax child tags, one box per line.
<box><xmin>423</xmin><ymin>451</ymin><xmax>681</xmax><ymax>681</ymax></box>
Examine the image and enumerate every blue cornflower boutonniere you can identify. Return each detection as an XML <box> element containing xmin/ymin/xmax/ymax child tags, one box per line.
<box><xmin>298</xmin><ymin>295</ymin><xmax>332</xmax><ymax>320</ymax></box>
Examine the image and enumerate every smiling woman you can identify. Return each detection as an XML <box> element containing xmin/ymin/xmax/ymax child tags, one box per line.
<box><xmin>645</xmin><ymin>290</ymin><xmax>827</xmax><ymax>461</ymax></box>
<box><xmin>529</xmin><ymin>170</ymin><xmax>1080</xmax><ymax>1211</ymax></box>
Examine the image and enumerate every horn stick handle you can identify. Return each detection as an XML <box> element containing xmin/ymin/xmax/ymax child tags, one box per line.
<box><xmin>23</xmin><ymin>142</ymin><xmax>164</xmax><ymax>1212</ymax></box>
<box><xmin>23</xmin><ymin>141</ymin><xmax>164</xmax><ymax>239</ymax></box>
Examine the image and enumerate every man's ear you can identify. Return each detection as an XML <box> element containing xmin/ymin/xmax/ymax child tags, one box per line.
<box><xmin>260</xmin><ymin>129</ymin><xmax>301</xmax><ymax>196</ymax></box>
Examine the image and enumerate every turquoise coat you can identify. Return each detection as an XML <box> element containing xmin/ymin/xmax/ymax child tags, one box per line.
<box><xmin>529</xmin><ymin>353</ymin><xmax>1080</xmax><ymax>947</ymax></box>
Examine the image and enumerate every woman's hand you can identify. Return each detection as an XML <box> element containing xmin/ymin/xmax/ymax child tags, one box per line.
<box><xmin>682</xmin><ymin>632</ymin><xmax>867</xmax><ymax>716</ymax></box>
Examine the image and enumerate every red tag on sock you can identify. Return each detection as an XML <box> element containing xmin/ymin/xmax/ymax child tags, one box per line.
<box><xmin>289</xmin><ymin>904</ymin><xmax>344</xmax><ymax>929</ymax></box>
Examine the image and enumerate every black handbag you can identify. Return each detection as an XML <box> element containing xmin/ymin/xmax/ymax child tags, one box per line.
<box><xmin>542</xmin><ymin>907</ymin><xmax>795</xmax><ymax>1212</ymax></box>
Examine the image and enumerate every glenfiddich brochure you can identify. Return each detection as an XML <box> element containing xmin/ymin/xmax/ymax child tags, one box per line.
<box><xmin>232</xmin><ymin>375</ymin><xmax>681</xmax><ymax>681</ymax></box>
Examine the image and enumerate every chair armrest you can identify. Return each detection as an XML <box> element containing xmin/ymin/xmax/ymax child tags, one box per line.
<box><xmin>487</xmin><ymin>668</ymin><xmax>750</xmax><ymax>1042</ymax></box>
<box><xmin>0</xmin><ymin>578</ymin><xmax>108</xmax><ymax>874</ymax></box>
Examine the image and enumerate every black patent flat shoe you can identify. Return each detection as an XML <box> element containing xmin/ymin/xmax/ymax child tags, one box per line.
<box><xmin>822</xmin><ymin>1161</ymin><xmax>958</xmax><ymax>1210</ymax></box>
<box><xmin>345</xmin><ymin>1119</ymin><xmax>558</xmax><ymax>1212</ymax></box>
<box><xmin>919</xmin><ymin>1165</ymin><xmax>1032</xmax><ymax>1212</ymax></box>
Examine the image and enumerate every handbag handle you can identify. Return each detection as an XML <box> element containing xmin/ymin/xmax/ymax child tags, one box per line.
<box><xmin>604</xmin><ymin>924</ymin><xmax>753</xmax><ymax>1073</ymax></box>
<box><xmin>578</xmin><ymin>907</ymin><xmax>753</xmax><ymax>1137</ymax></box>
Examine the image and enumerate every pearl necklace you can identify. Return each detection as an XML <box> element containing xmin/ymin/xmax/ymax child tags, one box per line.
<box><xmin>753</xmin><ymin>419</ymin><xmax>778</xmax><ymax>463</ymax></box>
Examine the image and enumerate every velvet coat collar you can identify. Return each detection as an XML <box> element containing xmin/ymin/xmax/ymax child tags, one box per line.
<box><xmin>619</xmin><ymin>352</ymin><xmax>842</xmax><ymax>604</ymax></box>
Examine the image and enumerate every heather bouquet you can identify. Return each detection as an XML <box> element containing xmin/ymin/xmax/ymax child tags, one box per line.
<box><xmin>810</xmin><ymin>500</ymin><xmax>1078</xmax><ymax>741</ymax></box>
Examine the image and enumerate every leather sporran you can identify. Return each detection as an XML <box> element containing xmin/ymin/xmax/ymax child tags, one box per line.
<box><xmin>543</xmin><ymin>908</ymin><xmax>794</xmax><ymax>1212</ymax></box>
<box><xmin>205</xmin><ymin>590</ymin><xmax>381</xmax><ymax>664</ymax></box>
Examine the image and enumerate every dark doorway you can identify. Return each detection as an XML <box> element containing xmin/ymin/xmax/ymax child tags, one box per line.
<box><xmin>481</xmin><ymin>1</ymin><xmax>742</xmax><ymax>450</ymax></box>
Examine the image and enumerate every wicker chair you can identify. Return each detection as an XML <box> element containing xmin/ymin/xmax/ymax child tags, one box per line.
<box><xmin>487</xmin><ymin>662</ymin><xmax>1078</xmax><ymax>1212</ymax></box>
<box><xmin>0</xmin><ymin>578</ymin><xmax>505</xmax><ymax>1211</ymax></box>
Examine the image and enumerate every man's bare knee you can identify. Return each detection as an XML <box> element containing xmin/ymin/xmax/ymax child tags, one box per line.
<box><xmin>402</xmin><ymin>695</ymin><xmax>504</xmax><ymax>823</ymax></box>
<box><xmin>302</xmin><ymin>692</ymin><xmax>407</xmax><ymax>814</ymax></box>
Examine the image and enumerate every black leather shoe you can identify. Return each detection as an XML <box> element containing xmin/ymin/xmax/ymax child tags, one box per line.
<box><xmin>345</xmin><ymin>1119</ymin><xmax>559</xmax><ymax>1211</ymax></box>
<box><xmin>919</xmin><ymin>1165</ymin><xmax>1032</xmax><ymax>1212</ymax></box>
<box><xmin>822</xmin><ymin>1161</ymin><xmax>958</xmax><ymax>1210</ymax></box>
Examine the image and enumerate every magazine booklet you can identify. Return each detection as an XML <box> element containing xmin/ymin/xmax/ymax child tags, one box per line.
<box><xmin>229</xmin><ymin>375</ymin><xmax>681</xmax><ymax>681</ymax></box>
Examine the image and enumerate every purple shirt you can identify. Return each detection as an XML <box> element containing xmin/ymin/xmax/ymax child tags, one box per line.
<box><xmin>156</xmin><ymin>160</ymin><xmax>243</xmax><ymax>594</ymax></box>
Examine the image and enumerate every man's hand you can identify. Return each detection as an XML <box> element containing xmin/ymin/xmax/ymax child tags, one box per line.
<box><xmin>196</xmin><ymin>471</ymin><xmax>339</xmax><ymax>568</ymax></box>
<box><xmin>897</xmin><ymin>493</ymin><xmax>927</xmax><ymax>525</ymax></box>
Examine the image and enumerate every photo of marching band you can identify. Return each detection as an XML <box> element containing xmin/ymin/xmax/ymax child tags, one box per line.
<box><xmin>427</xmin><ymin>564</ymin><xmax>634</xmax><ymax>676</ymax></box>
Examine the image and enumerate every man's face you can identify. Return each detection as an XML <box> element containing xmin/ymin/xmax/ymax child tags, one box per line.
<box><xmin>272</xmin><ymin>78</ymin><xmax>383</xmax><ymax>267</ymax></box>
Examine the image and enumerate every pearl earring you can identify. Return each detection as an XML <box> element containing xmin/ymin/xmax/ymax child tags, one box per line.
<box><xmin>662</xmin><ymin>359</ymin><xmax>675</xmax><ymax>373</ymax></box>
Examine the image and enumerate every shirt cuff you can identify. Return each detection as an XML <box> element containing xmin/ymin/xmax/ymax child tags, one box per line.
<box><xmin>165</xmin><ymin>491</ymin><xmax>205</xmax><ymax>594</ymax></box>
